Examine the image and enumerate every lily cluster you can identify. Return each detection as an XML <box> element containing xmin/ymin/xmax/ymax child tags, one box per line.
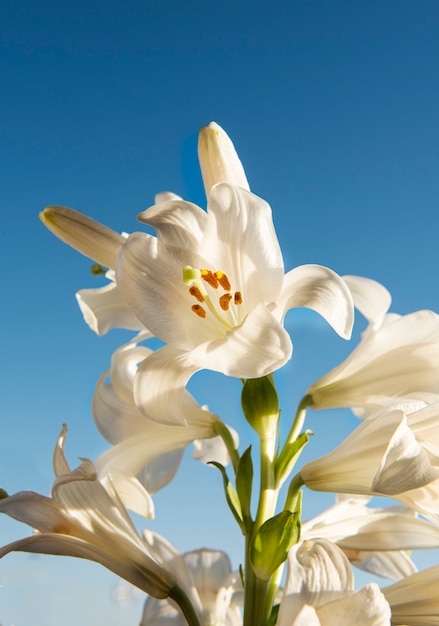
<box><xmin>2</xmin><ymin>122</ymin><xmax>439</xmax><ymax>626</ymax></box>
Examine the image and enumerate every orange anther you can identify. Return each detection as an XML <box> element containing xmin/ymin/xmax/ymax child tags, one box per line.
<box><xmin>200</xmin><ymin>269</ymin><xmax>219</xmax><ymax>289</ymax></box>
<box><xmin>214</xmin><ymin>271</ymin><xmax>231</xmax><ymax>291</ymax></box>
<box><xmin>234</xmin><ymin>291</ymin><xmax>243</xmax><ymax>305</ymax></box>
<box><xmin>189</xmin><ymin>285</ymin><xmax>204</xmax><ymax>302</ymax></box>
<box><xmin>219</xmin><ymin>293</ymin><xmax>233</xmax><ymax>311</ymax></box>
<box><xmin>192</xmin><ymin>304</ymin><xmax>207</xmax><ymax>318</ymax></box>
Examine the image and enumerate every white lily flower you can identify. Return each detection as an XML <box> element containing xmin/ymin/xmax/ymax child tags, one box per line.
<box><xmin>277</xmin><ymin>539</ymin><xmax>391</xmax><ymax>626</ymax></box>
<box><xmin>300</xmin><ymin>405</ymin><xmax>439</xmax><ymax>523</ymax></box>
<box><xmin>92</xmin><ymin>336</ymin><xmax>237</xmax><ymax>516</ymax></box>
<box><xmin>302</xmin><ymin>495</ymin><xmax>439</xmax><ymax>580</ymax></box>
<box><xmin>0</xmin><ymin>427</ymin><xmax>177</xmax><ymax>599</ymax></box>
<box><xmin>382</xmin><ymin>565</ymin><xmax>439</xmax><ymax>625</ymax></box>
<box><xmin>74</xmin><ymin>193</ymin><xmax>184</xmax><ymax>337</ymax></box>
<box><xmin>308</xmin><ymin>309</ymin><xmax>439</xmax><ymax>411</ymax></box>
<box><xmin>140</xmin><ymin>535</ymin><xmax>242</xmax><ymax>626</ymax></box>
<box><xmin>114</xmin><ymin>125</ymin><xmax>353</xmax><ymax>424</ymax></box>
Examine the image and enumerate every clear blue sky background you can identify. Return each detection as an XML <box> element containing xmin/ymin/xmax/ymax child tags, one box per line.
<box><xmin>1</xmin><ymin>0</ymin><xmax>439</xmax><ymax>623</ymax></box>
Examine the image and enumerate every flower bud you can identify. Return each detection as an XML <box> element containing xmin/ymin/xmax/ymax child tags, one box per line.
<box><xmin>241</xmin><ymin>376</ymin><xmax>280</xmax><ymax>438</ymax></box>
<box><xmin>198</xmin><ymin>121</ymin><xmax>250</xmax><ymax>196</ymax></box>
<box><xmin>40</xmin><ymin>206</ymin><xmax>125</xmax><ymax>269</ymax></box>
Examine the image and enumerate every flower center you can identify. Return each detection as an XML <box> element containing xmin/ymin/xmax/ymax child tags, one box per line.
<box><xmin>183</xmin><ymin>266</ymin><xmax>243</xmax><ymax>330</ymax></box>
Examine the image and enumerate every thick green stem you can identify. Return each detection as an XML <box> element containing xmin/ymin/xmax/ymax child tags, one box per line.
<box><xmin>243</xmin><ymin>534</ymin><xmax>269</xmax><ymax>626</ymax></box>
<box><xmin>255</xmin><ymin>431</ymin><xmax>278</xmax><ymax>530</ymax></box>
<box><xmin>168</xmin><ymin>584</ymin><xmax>202</xmax><ymax>626</ymax></box>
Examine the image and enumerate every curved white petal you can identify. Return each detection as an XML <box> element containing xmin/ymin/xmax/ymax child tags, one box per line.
<box><xmin>137</xmin><ymin>198</ymin><xmax>209</xmax><ymax>250</ymax></box>
<box><xmin>154</xmin><ymin>191</ymin><xmax>183</xmax><ymax>203</ymax></box>
<box><xmin>316</xmin><ymin>584</ymin><xmax>391</xmax><ymax>626</ymax></box>
<box><xmin>0</xmin><ymin>534</ymin><xmax>174</xmax><ymax>599</ymax></box>
<box><xmin>141</xmin><ymin>597</ymin><xmax>185</xmax><ymax>625</ymax></box>
<box><xmin>343</xmin><ymin>276</ymin><xmax>391</xmax><ymax>327</ymax></box>
<box><xmin>204</xmin><ymin>183</ymin><xmax>284</xmax><ymax>307</ymax></box>
<box><xmin>309</xmin><ymin>310</ymin><xmax>439</xmax><ymax>410</ymax></box>
<box><xmin>102</xmin><ymin>470</ymin><xmax>155</xmax><ymax>519</ymax></box>
<box><xmin>349</xmin><ymin>550</ymin><xmax>416</xmax><ymax>580</ymax></box>
<box><xmin>0</xmin><ymin>491</ymin><xmax>72</xmax><ymax>533</ymax></box>
<box><xmin>95</xmin><ymin>420</ymin><xmax>216</xmax><ymax>485</ymax></box>
<box><xmin>189</xmin><ymin>303</ymin><xmax>292</xmax><ymax>378</ymax></box>
<box><xmin>383</xmin><ymin>565</ymin><xmax>439</xmax><ymax>625</ymax></box>
<box><xmin>288</xmin><ymin>539</ymin><xmax>354</xmax><ymax>595</ymax></box>
<box><xmin>134</xmin><ymin>345</ymin><xmax>202</xmax><ymax>424</ymax></box>
<box><xmin>93</xmin><ymin>372</ymin><xmax>153</xmax><ymax>444</ymax></box>
<box><xmin>116</xmin><ymin>231</ymin><xmax>210</xmax><ymax>349</ymax></box>
<box><xmin>76</xmin><ymin>282</ymin><xmax>147</xmax><ymax>336</ymax></box>
<box><xmin>274</xmin><ymin>264</ymin><xmax>354</xmax><ymax>340</ymax></box>
<box><xmin>136</xmin><ymin>449</ymin><xmax>185</xmax><ymax>494</ymax></box>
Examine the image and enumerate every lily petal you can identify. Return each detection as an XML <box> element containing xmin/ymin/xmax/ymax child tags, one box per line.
<box><xmin>343</xmin><ymin>276</ymin><xmax>391</xmax><ymax>326</ymax></box>
<box><xmin>273</xmin><ymin>264</ymin><xmax>354</xmax><ymax>340</ymax></box>
<box><xmin>0</xmin><ymin>534</ymin><xmax>174</xmax><ymax>598</ymax></box>
<box><xmin>76</xmin><ymin>282</ymin><xmax>146</xmax><ymax>336</ymax></box>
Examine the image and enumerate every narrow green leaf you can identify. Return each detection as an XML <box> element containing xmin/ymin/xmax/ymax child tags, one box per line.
<box><xmin>209</xmin><ymin>462</ymin><xmax>244</xmax><ymax>531</ymax></box>
<box><xmin>236</xmin><ymin>445</ymin><xmax>253</xmax><ymax>525</ymax></box>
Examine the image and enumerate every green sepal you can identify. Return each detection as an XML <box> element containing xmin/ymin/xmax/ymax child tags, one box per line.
<box><xmin>267</xmin><ymin>603</ymin><xmax>280</xmax><ymax>626</ymax></box>
<box><xmin>236</xmin><ymin>446</ymin><xmax>253</xmax><ymax>527</ymax></box>
<box><xmin>209</xmin><ymin>462</ymin><xmax>244</xmax><ymax>531</ymax></box>
<box><xmin>275</xmin><ymin>431</ymin><xmax>311</xmax><ymax>486</ymax></box>
<box><xmin>241</xmin><ymin>375</ymin><xmax>279</xmax><ymax>437</ymax></box>
<box><xmin>250</xmin><ymin>510</ymin><xmax>300</xmax><ymax>581</ymax></box>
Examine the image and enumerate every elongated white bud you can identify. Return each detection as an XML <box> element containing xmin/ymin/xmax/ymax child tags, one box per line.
<box><xmin>40</xmin><ymin>206</ymin><xmax>125</xmax><ymax>269</ymax></box>
<box><xmin>198</xmin><ymin>122</ymin><xmax>250</xmax><ymax>196</ymax></box>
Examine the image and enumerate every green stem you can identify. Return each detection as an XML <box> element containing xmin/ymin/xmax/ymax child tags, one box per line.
<box><xmin>213</xmin><ymin>419</ymin><xmax>240</xmax><ymax>473</ymax></box>
<box><xmin>169</xmin><ymin>584</ymin><xmax>202</xmax><ymax>626</ymax></box>
<box><xmin>254</xmin><ymin>431</ymin><xmax>278</xmax><ymax>530</ymax></box>
<box><xmin>285</xmin><ymin>395</ymin><xmax>311</xmax><ymax>446</ymax></box>
<box><xmin>284</xmin><ymin>473</ymin><xmax>305</xmax><ymax>513</ymax></box>
<box><xmin>243</xmin><ymin>535</ymin><xmax>269</xmax><ymax>626</ymax></box>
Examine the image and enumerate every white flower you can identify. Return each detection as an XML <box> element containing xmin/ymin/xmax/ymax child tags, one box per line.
<box><xmin>114</xmin><ymin>124</ymin><xmax>353</xmax><ymax>424</ymax></box>
<box><xmin>302</xmin><ymin>495</ymin><xmax>439</xmax><ymax>580</ymax></box>
<box><xmin>382</xmin><ymin>565</ymin><xmax>439</xmax><ymax>625</ymax></box>
<box><xmin>308</xmin><ymin>308</ymin><xmax>439</xmax><ymax>412</ymax></box>
<box><xmin>140</xmin><ymin>535</ymin><xmax>242</xmax><ymax>626</ymax></box>
<box><xmin>0</xmin><ymin>427</ymin><xmax>176</xmax><ymax>599</ymax></box>
<box><xmin>92</xmin><ymin>335</ymin><xmax>237</xmax><ymax>516</ymax></box>
<box><xmin>277</xmin><ymin>539</ymin><xmax>391</xmax><ymax>626</ymax></box>
<box><xmin>300</xmin><ymin>404</ymin><xmax>439</xmax><ymax>523</ymax></box>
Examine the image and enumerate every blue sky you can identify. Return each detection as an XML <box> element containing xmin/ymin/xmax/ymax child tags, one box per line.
<box><xmin>2</xmin><ymin>0</ymin><xmax>439</xmax><ymax>623</ymax></box>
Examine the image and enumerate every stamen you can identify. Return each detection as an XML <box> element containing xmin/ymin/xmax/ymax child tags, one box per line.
<box><xmin>201</xmin><ymin>269</ymin><xmax>219</xmax><ymax>289</ymax></box>
<box><xmin>192</xmin><ymin>304</ymin><xmax>207</xmax><ymax>318</ymax></box>
<box><xmin>234</xmin><ymin>291</ymin><xmax>243</xmax><ymax>305</ymax></box>
<box><xmin>219</xmin><ymin>293</ymin><xmax>233</xmax><ymax>311</ymax></box>
<box><xmin>189</xmin><ymin>285</ymin><xmax>204</xmax><ymax>302</ymax></box>
<box><xmin>214</xmin><ymin>271</ymin><xmax>231</xmax><ymax>291</ymax></box>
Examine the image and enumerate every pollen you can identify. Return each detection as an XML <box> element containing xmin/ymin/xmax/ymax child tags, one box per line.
<box><xmin>234</xmin><ymin>291</ymin><xmax>243</xmax><ymax>305</ymax></box>
<box><xmin>192</xmin><ymin>304</ymin><xmax>207</xmax><ymax>318</ymax></box>
<box><xmin>219</xmin><ymin>293</ymin><xmax>233</xmax><ymax>311</ymax></box>
<box><xmin>214</xmin><ymin>271</ymin><xmax>231</xmax><ymax>291</ymax></box>
<box><xmin>189</xmin><ymin>285</ymin><xmax>204</xmax><ymax>302</ymax></box>
<box><xmin>200</xmin><ymin>269</ymin><xmax>219</xmax><ymax>289</ymax></box>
